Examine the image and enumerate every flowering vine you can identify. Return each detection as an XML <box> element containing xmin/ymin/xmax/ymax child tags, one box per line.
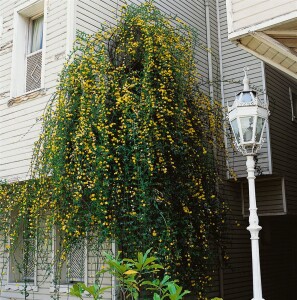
<box><xmin>0</xmin><ymin>2</ymin><xmax>227</xmax><ymax>298</ymax></box>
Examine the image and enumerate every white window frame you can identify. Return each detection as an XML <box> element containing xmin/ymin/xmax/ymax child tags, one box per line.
<box><xmin>289</xmin><ymin>87</ymin><xmax>297</xmax><ymax>122</ymax></box>
<box><xmin>10</xmin><ymin>0</ymin><xmax>46</xmax><ymax>98</ymax></box>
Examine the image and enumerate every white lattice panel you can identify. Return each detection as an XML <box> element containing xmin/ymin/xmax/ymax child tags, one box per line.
<box><xmin>26</xmin><ymin>51</ymin><xmax>42</xmax><ymax>92</ymax></box>
<box><xmin>68</xmin><ymin>240</ymin><xmax>85</xmax><ymax>283</ymax></box>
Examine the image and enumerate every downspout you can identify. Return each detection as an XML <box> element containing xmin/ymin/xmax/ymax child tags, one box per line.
<box><xmin>261</xmin><ymin>61</ymin><xmax>273</xmax><ymax>175</ymax></box>
<box><xmin>205</xmin><ymin>0</ymin><xmax>224</xmax><ymax>296</ymax></box>
<box><xmin>215</xmin><ymin>0</ymin><xmax>225</xmax><ymax>298</ymax></box>
<box><xmin>205</xmin><ymin>0</ymin><xmax>214</xmax><ymax>99</ymax></box>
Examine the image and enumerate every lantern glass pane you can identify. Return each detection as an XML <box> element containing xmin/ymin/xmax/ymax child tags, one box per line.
<box><xmin>255</xmin><ymin>117</ymin><xmax>265</xmax><ymax>142</ymax></box>
<box><xmin>241</xmin><ymin>91</ymin><xmax>253</xmax><ymax>103</ymax></box>
<box><xmin>240</xmin><ymin>116</ymin><xmax>254</xmax><ymax>142</ymax></box>
<box><xmin>231</xmin><ymin>119</ymin><xmax>240</xmax><ymax>143</ymax></box>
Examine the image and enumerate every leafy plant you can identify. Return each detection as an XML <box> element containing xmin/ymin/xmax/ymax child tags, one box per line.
<box><xmin>70</xmin><ymin>249</ymin><xmax>190</xmax><ymax>300</ymax></box>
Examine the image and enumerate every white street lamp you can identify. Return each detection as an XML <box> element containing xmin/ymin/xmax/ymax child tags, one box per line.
<box><xmin>228</xmin><ymin>68</ymin><xmax>269</xmax><ymax>300</ymax></box>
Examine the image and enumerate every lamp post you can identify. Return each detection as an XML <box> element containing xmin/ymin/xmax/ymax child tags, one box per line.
<box><xmin>228</xmin><ymin>68</ymin><xmax>269</xmax><ymax>300</ymax></box>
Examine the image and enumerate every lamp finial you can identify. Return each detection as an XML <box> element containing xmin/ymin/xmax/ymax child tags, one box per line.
<box><xmin>243</xmin><ymin>67</ymin><xmax>250</xmax><ymax>91</ymax></box>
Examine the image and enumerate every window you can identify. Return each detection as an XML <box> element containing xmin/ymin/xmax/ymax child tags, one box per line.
<box><xmin>26</xmin><ymin>14</ymin><xmax>44</xmax><ymax>92</ymax></box>
<box><xmin>62</xmin><ymin>240</ymin><xmax>86</xmax><ymax>284</ymax></box>
<box><xmin>6</xmin><ymin>215</ymin><xmax>37</xmax><ymax>291</ymax></box>
<box><xmin>52</xmin><ymin>231</ymin><xmax>87</xmax><ymax>292</ymax></box>
<box><xmin>289</xmin><ymin>87</ymin><xmax>297</xmax><ymax>122</ymax></box>
<box><xmin>11</xmin><ymin>0</ymin><xmax>45</xmax><ymax>98</ymax></box>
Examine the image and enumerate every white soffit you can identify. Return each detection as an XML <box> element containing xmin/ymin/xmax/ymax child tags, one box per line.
<box><xmin>236</xmin><ymin>32</ymin><xmax>297</xmax><ymax>80</ymax></box>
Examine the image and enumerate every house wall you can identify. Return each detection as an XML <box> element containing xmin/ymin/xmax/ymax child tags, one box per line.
<box><xmin>0</xmin><ymin>0</ymin><xmax>214</xmax><ymax>298</ymax></box>
<box><xmin>0</xmin><ymin>0</ymin><xmax>213</xmax><ymax>183</ymax></box>
<box><xmin>218</xmin><ymin>0</ymin><xmax>271</xmax><ymax>178</ymax></box>
<box><xmin>0</xmin><ymin>0</ymin><xmax>68</xmax><ymax>182</ymax></box>
<box><xmin>227</xmin><ymin>0</ymin><xmax>297</xmax><ymax>34</ymax></box>
<box><xmin>0</xmin><ymin>0</ymin><xmax>112</xmax><ymax>299</ymax></box>
<box><xmin>1</xmin><ymin>0</ymin><xmax>296</xmax><ymax>300</ymax></box>
<box><xmin>217</xmin><ymin>1</ymin><xmax>297</xmax><ymax>300</ymax></box>
<box><xmin>265</xmin><ymin>64</ymin><xmax>297</xmax><ymax>215</ymax></box>
<box><xmin>75</xmin><ymin>0</ymin><xmax>211</xmax><ymax>95</ymax></box>
<box><xmin>242</xmin><ymin>176</ymin><xmax>286</xmax><ymax>216</ymax></box>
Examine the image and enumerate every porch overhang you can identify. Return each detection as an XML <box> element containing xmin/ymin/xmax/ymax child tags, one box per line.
<box><xmin>226</xmin><ymin>0</ymin><xmax>297</xmax><ymax>79</ymax></box>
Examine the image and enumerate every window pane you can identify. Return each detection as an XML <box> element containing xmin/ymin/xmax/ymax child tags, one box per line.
<box><xmin>31</xmin><ymin>15</ymin><xmax>44</xmax><ymax>53</ymax></box>
<box><xmin>240</xmin><ymin>116</ymin><xmax>254</xmax><ymax>142</ymax></box>
<box><xmin>231</xmin><ymin>119</ymin><xmax>240</xmax><ymax>144</ymax></box>
<box><xmin>241</xmin><ymin>91</ymin><xmax>253</xmax><ymax>103</ymax></box>
<box><xmin>255</xmin><ymin>117</ymin><xmax>265</xmax><ymax>142</ymax></box>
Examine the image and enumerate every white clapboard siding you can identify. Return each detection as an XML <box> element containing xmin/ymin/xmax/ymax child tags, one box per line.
<box><xmin>0</xmin><ymin>0</ymin><xmax>68</xmax><ymax>181</ymax></box>
<box><xmin>230</xmin><ymin>0</ymin><xmax>297</xmax><ymax>34</ymax></box>
<box><xmin>218</xmin><ymin>0</ymin><xmax>270</xmax><ymax>179</ymax></box>
<box><xmin>265</xmin><ymin>64</ymin><xmax>297</xmax><ymax>215</ymax></box>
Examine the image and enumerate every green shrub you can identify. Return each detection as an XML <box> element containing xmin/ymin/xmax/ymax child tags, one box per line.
<box><xmin>70</xmin><ymin>249</ymin><xmax>190</xmax><ymax>300</ymax></box>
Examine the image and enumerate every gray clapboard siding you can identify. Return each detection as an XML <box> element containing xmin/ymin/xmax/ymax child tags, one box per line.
<box><xmin>208</xmin><ymin>0</ymin><xmax>221</xmax><ymax>99</ymax></box>
<box><xmin>75</xmin><ymin>0</ymin><xmax>210</xmax><ymax>94</ymax></box>
<box><xmin>265</xmin><ymin>64</ymin><xmax>297</xmax><ymax>215</ymax></box>
<box><xmin>259</xmin><ymin>216</ymin><xmax>297</xmax><ymax>299</ymax></box>
<box><xmin>218</xmin><ymin>180</ymin><xmax>253</xmax><ymax>300</ymax></box>
<box><xmin>242</xmin><ymin>177</ymin><xmax>286</xmax><ymax>216</ymax></box>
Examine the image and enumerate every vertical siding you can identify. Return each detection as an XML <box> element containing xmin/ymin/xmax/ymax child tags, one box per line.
<box><xmin>265</xmin><ymin>64</ymin><xmax>297</xmax><ymax>215</ymax></box>
<box><xmin>218</xmin><ymin>0</ymin><xmax>270</xmax><ymax>178</ymax></box>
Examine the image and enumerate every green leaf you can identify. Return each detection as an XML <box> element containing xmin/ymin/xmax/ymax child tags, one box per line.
<box><xmin>167</xmin><ymin>283</ymin><xmax>176</xmax><ymax>295</ymax></box>
<box><xmin>154</xmin><ymin>293</ymin><xmax>161</xmax><ymax>300</ymax></box>
<box><xmin>137</xmin><ymin>252</ymin><xmax>144</xmax><ymax>265</ymax></box>
<box><xmin>143</xmin><ymin>256</ymin><xmax>156</xmax><ymax>267</ymax></box>
<box><xmin>143</xmin><ymin>248</ymin><xmax>152</xmax><ymax>262</ymax></box>
<box><xmin>69</xmin><ymin>284</ymin><xmax>84</xmax><ymax>299</ymax></box>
